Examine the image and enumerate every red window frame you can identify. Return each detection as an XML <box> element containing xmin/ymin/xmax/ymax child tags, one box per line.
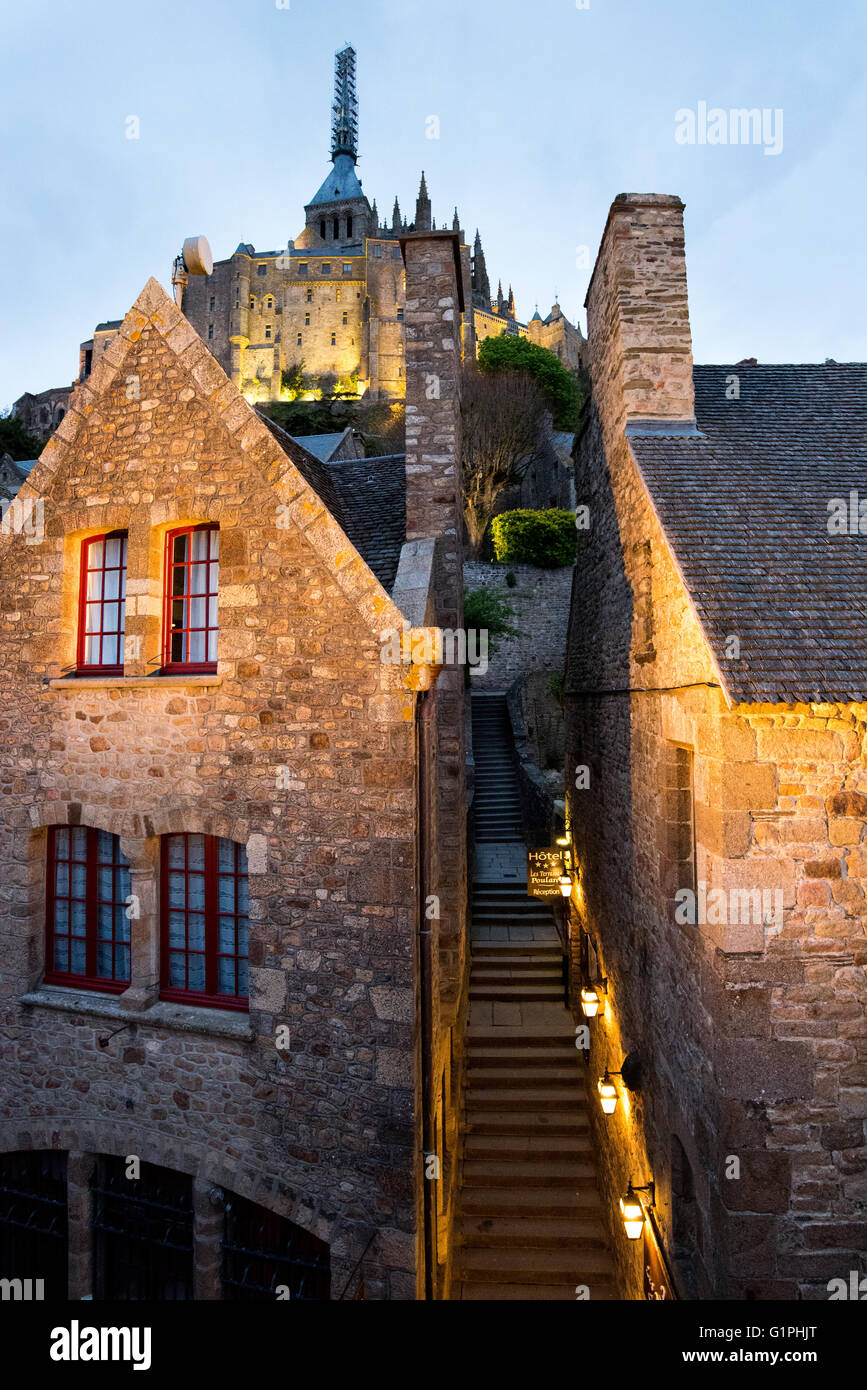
<box><xmin>77</xmin><ymin>531</ymin><xmax>128</xmax><ymax>674</ymax></box>
<box><xmin>45</xmin><ymin>826</ymin><xmax>131</xmax><ymax>993</ymax></box>
<box><xmin>160</xmin><ymin>834</ymin><xmax>249</xmax><ymax>1011</ymax></box>
<box><xmin>162</xmin><ymin>523</ymin><xmax>219</xmax><ymax>673</ymax></box>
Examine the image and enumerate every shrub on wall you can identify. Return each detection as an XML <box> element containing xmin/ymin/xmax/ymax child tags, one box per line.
<box><xmin>490</xmin><ymin>509</ymin><xmax>577</xmax><ymax>567</ymax></box>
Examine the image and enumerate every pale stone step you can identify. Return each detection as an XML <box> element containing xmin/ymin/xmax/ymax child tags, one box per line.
<box><xmin>466</xmin><ymin>1110</ymin><xmax>590</xmax><ymax>1136</ymax></box>
<box><xmin>454</xmin><ymin>1280</ymin><xmax>620</xmax><ymax>1301</ymax></box>
<box><xmin>465</xmin><ymin>1134</ymin><xmax>595</xmax><ymax>1160</ymax></box>
<box><xmin>466</xmin><ymin>1087</ymin><xmax>585</xmax><ymax>1112</ymax></box>
<box><xmin>455</xmin><ymin>1245</ymin><xmax>617</xmax><ymax>1285</ymax></box>
<box><xmin>458</xmin><ymin>1215</ymin><xmax>609</xmax><ymax>1249</ymax></box>
<box><xmin>458</xmin><ymin>1185</ymin><xmax>603</xmax><ymax>1218</ymax></box>
<box><xmin>461</xmin><ymin>1160</ymin><xmax>597</xmax><ymax>1187</ymax></box>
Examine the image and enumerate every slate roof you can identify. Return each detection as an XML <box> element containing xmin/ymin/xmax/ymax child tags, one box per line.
<box><xmin>628</xmin><ymin>362</ymin><xmax>867</xmax><ymax>705</ymax></box>
<box><xmin>308</xmin><ymin>153</ymin><xmax>366</xmax><ymax>208</ymax></box>
<box><xmin>290</xmin><ymin>431</ymin><xmax>348</xmax><ymax>462</ymax></box>
<box><xmin>257</xmin><ymin>413</ymin><xmax>406</xmax><ymax>593</ymax></box>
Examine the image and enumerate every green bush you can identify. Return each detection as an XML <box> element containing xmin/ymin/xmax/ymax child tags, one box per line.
<box><xmin>462</xmin><ymin>587</ymin><xmax>522</xmax><ymax>653</ymax></box>
<box><xmin>490</xmin><ymin>509</ymin><xmax>577</xmax><ymax>567</ymax></box>
<box><xmin>477</xmin><ymin>336</ymin><xmax>585</xmax><ymax>430</ymax></box>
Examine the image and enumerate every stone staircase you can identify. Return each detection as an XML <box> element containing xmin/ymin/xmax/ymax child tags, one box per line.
<box><xmin>451</xmin><ymin>694</ymin><xmax>618</xmax><ymax>1300</ymax></box>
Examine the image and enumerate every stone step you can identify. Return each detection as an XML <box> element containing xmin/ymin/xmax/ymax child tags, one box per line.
<box><xmin>471</xmin><ymin>969</ymin><xmax>564</xmax><ymax>985</ymax></box>
<box><xmin>467</xmin><ymin>1047</ymin><xmax>581</xmax><ymax>1068</ymax></box>
<box><xmin>461</xmin><ymin>1159</ymin><xmax>597</xmax><ymax>1188</ymax></box>
<box><xmin>466</xmin><ymin>1110</ymin><xmax>591</xmax><ymax>1136</ymax></box>
<box><xmin>454</xmin><ymin>1280</ymin><xmax>620</xmax><ymax>1301</ymax></box>
<box><xmin>465</xmin><ymin>1134</ymin><xmax>594</xmax><ymax>1161</ymax></box>
<box><xmin>466</xmin><ymin>1087</ymin><xmax>584</xmax><ymax>1112</ymax></box>
<box><xmin>458</xmin><ymin>1215</ymin><xmax>609</xmax><ymax>1250</ymax></box>
<box><xmin>455</xmin><ymin>1246</ymin><xmax>617</xmax><ymax>1285</ymax></box>
<box><xmin>466</xmin><ymin>1030</ymin><xmax>577</xmax><ymax>1047</ymax></box>
<box><xmin>470</xmin><ymin>984</ymin><xmax>564</xmax><ymax>1003</ymax></box>
<box><xmin>458</xmin><ymin>1185</ymin><xmax>603</xmax><ymax>1218</ymax></box>
<box><xmin>466</xmin><ymin>1066</ymin><xmax>584</xmax><ymax>1087</ymax></box>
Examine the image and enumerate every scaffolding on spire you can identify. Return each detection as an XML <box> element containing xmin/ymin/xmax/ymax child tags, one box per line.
<box><xmin>331</xmin><ymin>45</ymin><xmax>359</xmax><ymax>162</ymax></box>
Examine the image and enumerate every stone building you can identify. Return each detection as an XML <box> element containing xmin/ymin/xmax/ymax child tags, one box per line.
<box><xmin>0</xmin><ymin>229</ymin><xmax>469</xmax><ymax>1299</ymax></box>
<box><xmin>564</xmin><ymin>192</ymin><xmax>867</xmax><ymax>1299</ymax></box>
<box><xmin>528</xmin><ymin>300</ymin><xmax>585</xmax><ymax>368</ymax></box>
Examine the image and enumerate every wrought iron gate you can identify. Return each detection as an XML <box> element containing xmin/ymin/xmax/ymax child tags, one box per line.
<box><xmin>0</xmin><ymin>1151</ymin><xmax>68</xmax><ymax>1301</ymax></box>
<box><xmin>91</xmin><ymin>1156</ymin><xmax>193</xmax><ymax>1300</ymax></box>
<box><xmin>222</xmin><ymin>1192</ymin><xmax>330</xmax><ymax>1300</ymax></box>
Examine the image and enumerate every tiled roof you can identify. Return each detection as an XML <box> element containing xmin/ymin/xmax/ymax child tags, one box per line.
<box><xmin>628</xmin><ymin>362</ymin><xmax>867</xmax><ymax>705</ymax></box>
<box><xmin>290</xmin><ymin>431</ymin><xmax>348</xmax><ymax>462</ymax></box>
<box><xmin>257</xmin><ymin>413</ymin><xmax>406</xmax><ymax>593</ymax></box>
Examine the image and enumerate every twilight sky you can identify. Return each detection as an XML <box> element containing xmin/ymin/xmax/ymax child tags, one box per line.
<box><xmin>1</xmin><ymin>0</ymin><xmax>865</xmax><ymax>408</ymax></box>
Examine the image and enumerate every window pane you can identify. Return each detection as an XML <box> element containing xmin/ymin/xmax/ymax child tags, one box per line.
<box><xmin>187</xmin><ymin>956</ymin><xmax>205</xmax><ymax>992</ymax></box>
<box><xmin>187</xmin><ymin>916</ymin><xmax>205</xmax><ymax>953</ymax></box>
<box><xmin>54</xmin><ymin>900</ymin><xmax>69</xmax><ymax>933</ymax></box>
<box><xmin>237</xmin><ymin>959</ymin><xmax>248</xmax><ymax>997</ymax></box>
<box><xmin>115</xmin><ymin>907</ymin><xmax>130</xmax><ymax>943</ymax></box>
<box><xmin>188</xmin><ymin>630</ymin><xmax>206</xmax><ymax>663</ymax></box>
<box><xmin>97</xmin><ymin>943</ymin><xmax>113</xmax><ymax>976</ymax></box>
<box><xmin>70</xmin><ymin>938</ymin><xmax>87</xmax><ymax>974</ymax></box>
<box><xmin>169</xmin><ymin>952</ymin><xmax>186</xmax><ymax>987</ymax></box>
<box><xmin>190</xmin><ymin>563</ymin><xmax>207</xmax><ymax>596</ymax></box>
<box><xmin>87</xmin><ymin>571</ymin><xmax>103</xmax><ymax>601</ymax></box>
<box><xmin>101</xmin><ymin>636</ymin><xmax>118</xmax><ymax>667</ymax></box>
<box><xmin>115</xmin><ymin>945</ymin><xmax>130</xmax><ymax>980</ymax></box>
<box><xmin>189</xmin><ymin>597</ymin><xmax>206</xmax><ymax>630</ymax></box>
<box><xmin>169</xmin><ymin>874</ymin><xmax>185</xmax><ymax>910</ymax></box>
<box><xmin>103</xmin><ymin>568</ymin><xmax>120</xmax><ymax>601</ymax></box>
<box><xmin>218</xmin><ymin>958</ymin><xmax>236</xmax><ymax>995</ymax></box>
<box><xmin>97</xmin><ymin>866</ymin><xmax>113</xmax><ymax>901</ymax></box>
<box><xmin>218</xmin><ymin>916</ymin><xmax>236</xmax><ymax>952</ymax></box>
<box><xmin>168</xmin><ymin>836</ymin><xmax>185</xmax><ymax>869</ymax></box>
<box><xmin>53</xmin><ymin>938</ymin><xmax>68</xmax><ymax>972</ymax></box>
<box><xmin>55</xmin><ymin>862</ymin><xmax>69</xmax><ymax>897</ymax></box>
<box><xmin>187</xmin><ymin>836</ymin><xmax>205</xmax><ymax>872</ymax></box>
<box><xmin>55</xmin><ymin>828</ymin><xmax>70</xmax><ymax>858</ymax></box>
<box><xmin>207</xmin><ymin>630</ymin><xmax>218</xmax><ymax>663</ymax></box>
<box><xmin>169</xmin><ymin>911</ymin><xmax>186</xmax><ymax>948</ymax></box>
<box><xmin>70</xmin><ymin>863</ymin><xmax>87</xmax><ymax>898</ymax></box>
<box><xmin>218</xmin><ymin>839</ymin><xmax>235</xmax><ymax>873</ymax></box>
<box><xmin>187</xmin><ymin>874</ymin><xmax>206</xmax><ymax>912</ymax></box>
<box><xmin>97</xmin><ymin>903</ymin><xmax>113</xmax><ymax>939</ymax></box>
<box><xmin>237</xmin><ymin>921</ymin><xmax>249</xmax><ymax>959</ymax></box>
<box><xmin>70</xmin><ymin>827</ymin><xmax>88</xmax><ymax>859</ymax></box>
<box><xmin>191</xmin><ymin>530</ymin><xmax>211</xmax><ymax>563</ymax></box>
<box><xmin>237</xmin><ymin>878</ymin><xmax>249</xmax><ymax>915</ymax></box>
<box><xmin>70</xmin><ymin>899</ymin><xmax>87</xmax><ymax>933</ymax></box>
<box><xmin>88</xmin><ymin>541</ymin><xmax>104</xmax><ymax>570</ymax></box>
<box><xmin>173</xmin><ymin>534</ymin><xmax>189</xmax><ymax>564</ymax></box>
<box><xmin>105</xmin><ymin>537</ymin><xmax>122</xmax><ymax>568</ymax></box>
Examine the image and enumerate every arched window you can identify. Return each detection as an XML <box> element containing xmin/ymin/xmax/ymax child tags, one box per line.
<box><xmin>78</xmin><ymin>531</ymin><xmax>128</xmax><ymax>674</ymax></box>
<box><xmin>160</xmin><ymin>834</ymin><xmax>249</xmax><ymax>1010</ymax></box>
<box><xmin>45</xmin><ymin>827</ymin><xmax>131</xmax><ymax>991</ymax></box>
<box><xmin>320</xmin><ymin>219</ymin><xmax>327</xmax><ymax>239</ymax></box>
<box><xmin>333</xmin><ymin>218</ymin><xmax>340</xmax><ymax>240</ymax></box>
<box><xmin>346</xmin><ymin>214</ymin><xmax>353</xmax><ymax>238</ymax></box>
<box><xmin>163</xmin><ymin>523</ymin><xmax>219</xmax><ymax>672</ymax></box>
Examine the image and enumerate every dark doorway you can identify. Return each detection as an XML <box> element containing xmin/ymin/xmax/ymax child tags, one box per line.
<box><xmin>222</xmin><ymin>1192</ymin><xmax>330</xmax><ymax>1300</ymax></box>
<box><xmin>91</xmin><ymin>1156</ymin><xmax>193</xmax><ymax>1300</ymax></box>
<box><xmin>0</xmin><ymin>1151</ymin><xmax>68</xmax><ymax>1300</ymax></box>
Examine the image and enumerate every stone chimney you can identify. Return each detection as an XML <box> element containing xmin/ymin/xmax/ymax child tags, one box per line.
<box><xmin>585</xmin><ymin>193</ymin><xmax>696</xmax><ymax>438</ymax></box>
<box><xmin>401</xmin><ymin>230</ymin><xmax>464</xmax><ymax>545</ymax></box>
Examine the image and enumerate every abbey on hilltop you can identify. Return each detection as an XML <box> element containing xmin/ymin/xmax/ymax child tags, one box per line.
<box><xmin>12</xmin><ymin>46</ymin><xmax>583</xmax><ymax>430</ymax></box>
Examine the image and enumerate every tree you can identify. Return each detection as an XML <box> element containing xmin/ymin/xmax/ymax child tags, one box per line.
<box><xmin>0</xmin><ymin>410</ymin><xmax>44</xmax><ymax>461</ymax></box>
<box><xmin>281</xmin><ymin>361</ymin><xmax>307</xmax><ymax>400</ymax></box>
<box><xmin>460</xmin><ymin>363</ymin><xmax>546</xmax><ymax>556</ymax></box>
<box><xmin>477</xmin><ymin>336</ymin><xmax>583</xmax><ymax>430</ymax></box>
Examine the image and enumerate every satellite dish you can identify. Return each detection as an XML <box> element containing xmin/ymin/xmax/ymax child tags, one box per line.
<box><xmin>182</xmin><ymin>235</ymin><xmax>213</xmax><ymax>277</ymax></box>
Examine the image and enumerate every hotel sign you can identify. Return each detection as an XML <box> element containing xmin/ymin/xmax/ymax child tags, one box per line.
<box><xmin>527</xmin><ymin>848</ymin><xmax>564</xmax><ymax>901</ymax></box>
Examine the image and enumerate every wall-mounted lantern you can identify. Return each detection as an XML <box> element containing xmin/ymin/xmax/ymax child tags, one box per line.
<box><xmin>580</xmin><ymin>986</ymin><xmax>601</xmax><ymax>1018</ymax></box>
<box><xmin>598</xmin><ymin>1052</ymin><xmax>643</xmax><ymax>1115</ymax></box>
<box><xmin>620</xmin><ymin>1181</ymin><xmax>655</xmax><ymax>1240</ymax></box>
<box><xmin>598</xmin><ymin>1068</ymin><xmax>619</xmax><ymax>1114</ymax></box>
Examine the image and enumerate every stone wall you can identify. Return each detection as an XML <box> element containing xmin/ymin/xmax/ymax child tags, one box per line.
<box><xmin>0</xmin><ymin>275</ymin><xmax>460</xmax><ymax>1299</ymax></box>
<box><xmin>464</xmin><ymin>560</ymin><xmax>573</xmax><ymax>693</ymax></box>
<box><xmin>564</xmin><ymin>192</ymin><xmax>867</xmax><ymax>1301</ymax></box>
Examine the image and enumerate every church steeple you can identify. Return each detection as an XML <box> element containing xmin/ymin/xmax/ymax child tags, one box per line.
<box><xmin>415</xmin><ymin>171</ymin><xmax>432</xmax><ymax>231</ymax></box>
<box><xmin>392</xmin><ymin>196</ymin><xmax>402</xmax><ymax>233</ymax></box>
<box><xmin>331</xmin><ymin>45</ymin><xmax>359</xmax><ymax>162</ymax></box>
<box><xmin>472</xmin><ymin>229</ymin><xmax>491</xmax><ymax>310</ymax></box>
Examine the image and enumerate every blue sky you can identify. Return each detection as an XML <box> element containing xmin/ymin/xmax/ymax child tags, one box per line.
<box><xmin>1</xmin><ymin>0</ymin><xmax>864</xmax><ymax>407</ymax></box>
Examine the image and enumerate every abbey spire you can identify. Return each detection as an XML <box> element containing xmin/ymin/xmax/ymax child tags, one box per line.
<box><xmin>415</xmin><ymin>171</ymin><xmax>432</xmax><ymax>231</ymax></box>
<box><xmin>330</xmin><ymin>45</ymin><xmax>359</xmax><ymax>162</ymax></box>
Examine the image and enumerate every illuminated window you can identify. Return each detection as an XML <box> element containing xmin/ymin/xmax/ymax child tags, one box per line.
<box><xmin>266</xmin><ymin>297</ymin><xmax>273</xmax><ymax>310</ymax></box>
<box><xmin>342</xmin><ymin>312</ymin><xmax>348</xmax><ymax>326</ymax></box>
<box><xmin>45</xmin><ymin>827</ymin><xmax>131</xmax><ymax>992</ymax></box>
<box><xmin>297</xmin><ymin>332</ymin><xmax>303</xmax><ymax>346</ymax></box>
<box><xmin>306</xmin><ymin>288</ymin><xmax>313</xmax><ymax>302</ymax></box>
<box><xmin>396</xmin><ymin>307</ymin><xmax>404</xmax><ymax>321</ymax></box>
<box><xmin>163</xmin><ymin>524</ymin><xmax>219</xmax><ymax>673</ymax></box>
<box><xmin>335</xmin><ymin>287</ymin><xmax>341</xmax><ymax>302</ymax></box>
<box><xmin>343</xmin><ymin>262</ymin><xmax>352</xmax><ymax>276</ymax></box>
<box><xmin>331</xmin><ymin>332</ymin><xmax>336</xmax><ymax>346</ymax></box>
<box><xmin>78</xmin><ymin>531</ymin><xmax>127</xmax><ymax>674</ymax></box>
<box><xmin>160</xmin><ymin>834</ymin><xmax>249</xmax><ymax>1010</ymax></box>
<box><xmin>265</xmin><ymin>325</ymin><xmax>271</xmax><ymax>340</ymax></box>
<box><xmin>249</xmin><ymin>298</ymin><xmax>255</xmax><ymax>310</ymax></box>
<box><xmin>372</xmin><ymin>244</ymin><xmax>382</xmax><ymax>259</ymax></box>
<box><xmin>304</xmin><ymin>312</ymin><xmax>310</xmax><ymax>326</ymax></box>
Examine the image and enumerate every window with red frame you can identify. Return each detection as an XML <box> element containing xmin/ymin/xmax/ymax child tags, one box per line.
<box><xmin>160</xmin><ymin>834</ymin><xmax>249</xmax><ymax>1010</ymax></box>
<box><xmin>45</xmin><ymin>827</ymin><xmax>131</xmax><ymax>991</ymax></box>
<box><xmin>163</xmin><ymin>524</ymin><xmax>219</xmax><ymax>672</ymax></box>
<box><xmin>78</xmin><ymin>531</ymin><xmax>128</xmax><ymax>673</ymax></box>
